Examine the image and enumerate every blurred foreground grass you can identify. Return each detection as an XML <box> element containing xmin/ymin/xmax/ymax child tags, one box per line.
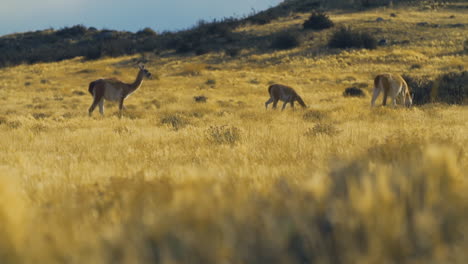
<box><xmin>0</xmin><ymin>5</ymin><xmax>467</xmax><ymax>264</ymax></box>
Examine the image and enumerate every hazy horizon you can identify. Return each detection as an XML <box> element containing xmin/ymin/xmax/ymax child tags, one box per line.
<box><xmin>0</xmin><ymin>0</ymin><xmax>283</xmax><ymax>36</ymax></box>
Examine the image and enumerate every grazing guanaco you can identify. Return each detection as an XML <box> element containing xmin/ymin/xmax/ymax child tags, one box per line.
<box><xmin>88</xmin><ymin>64</ymin><xmax>152</xmax><ymax>117</ymax></box>
<box><xmin>371</xmin><ymin>73</ymin><xmax>412</xmax><ymax>107</ymax></box>
<box><xmin>265</xmin><ymin>84</ymin><xmax>307</xmax><ymax>110</ymax></box>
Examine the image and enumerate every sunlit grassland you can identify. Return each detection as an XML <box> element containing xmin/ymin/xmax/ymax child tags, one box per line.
<box><xmin>0</xmin><ymin>6</ymin><xmax>467</xmax><ymax>264</ymax></box>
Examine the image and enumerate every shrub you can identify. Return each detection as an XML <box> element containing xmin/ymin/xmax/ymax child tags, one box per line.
<box><xmin>402</xmin><ymin>72</ymin><xmax>467</xmax><ymax>105</ymax></box>
<box><xmin>193</xmin><ymin>96</ymin><xmax>208</xmax><ymax>103</ymax></box>
<box><xmin>145</xmin><ymin>99</ymin><xmax>161</xmax><ymax>109</ymax></box>
<box><xmin>248</xmin><ymin>9</ymin><xmax>278</xmax><ymax>25</ymax></box>
<box><xmin>303</xmin><ymin>110</ymin><xmax>327</xmax><ymax>122</ymax></box>
<box><xmin>0</xmin><ymin>116</ymin><xmax>7</xmax><ymax>125</ymax></box>
<box><xmin>32</xmin><ymin>113</ymin><xmax>49</xmax><ymax>120</ymax></box>
<box><xmin>225</xmin><ymin>47</ymin><xmax>241</xmax><ymax>57</ymax></box>
<box><xmin>206</xmin><ymin>79</ymin><xmax>216</xmax><ymax>86</ymax></box>
<box><xmin>343</xmin><ymin>87</ymin><xmax>366</xmax><ymax>97</ymax></box>
<box><xmin>176</xmin><ymin>43</ymin><xmax>195</xmax><ymax>54</ymax></box>
<box><xmin>113</xmin><ymin>125</ymin><xmax>135</xmax><ymax>135</ymax></box>
<box><xmin>101</xmin><ymin>39</ymin><xmax>135</xmax><ymax>57</ymax></box>
<box><xmin>137</xmin><ymin>27</ymin><xmax>157</xmax><ymax>37</ymax></box>
<box><xmin>85</xmin><ymin>46</ymin><xmax>102</xmax><ymax>60</ymax></box>
<box><xmin>161</xmin><ymin>114</ymin><xmax>190</xmax><ymax>131</ymax></box>
<box><xmin>195</xmin><ymin>47</ymin><xmax>210</xmax><ymax>56</ymax></box>
<box><xmin>292</xmin><ymin>1</ymin><xmax>321</xmax><ymax>12</ymax></box>
<box><xmin>206</xmin><ymin>125</ymin><xmax>241</xmax><ymax>145</ymax></box>
<box><xmin>6</xmin><ymin>120</ymin><xmax>21</xmax><ymax>129</ymax></box>
<box><xmin>305</xmin><ymin>123</ymin><xmax>340</xmax><ymax>137</ymax></box>
<box><xmin>271</xmin><ymin>32</ymin><xmax>301</xmax><ymax>50</ymax></box>
<box><xmin>72</xmin><ymin>90</ymin><xmax>86</xmax><ymax>96</ymax></box>
<box><xmin>402</xmin><ymin>75</ymin><xmax>434</xmax><ymax>105</ymax></box>
<box><xmin>328</xmin><ymin>27</ymin><xmax>377</xmax><ymax>50</ymax></box>
<box><xmin>433</xmin><ymin>71</ymin><xmax>468</xmax><ymax>105</ymax></box>
<box><xmin>303</xmin><ymin>12</ymin><xmax>334</xmax><ymax>31</ymax></box>
<box><xmin>205</xmin><ymin>21</ymin><xmax>233</xmax><ymax>37</ymax></box>
<box><xmin>360</xmin><ymin>0</ymin><xmax>392</xmax><ymax>8</ymax></box>
<box><xmin>181</xmin><ymin>63</ymin><xmax>207</xmax><ymax>76</ymax></box>
<box><xmin>55</xmin><ymin>25</ymin><xmax>87</xmax><ymax>38</ymax></box>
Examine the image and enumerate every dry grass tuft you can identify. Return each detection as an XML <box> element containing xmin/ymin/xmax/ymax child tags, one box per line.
<box><xmin>206</xmin><ymin>125</ymin><xmax>242</xmax><ymax>145</ymax></box>
<box><xmin>181</xmin><ymin>63</ymin><xmax>207</xmax><ymax>76</ymax></box>
<box><xmin>305</xmin><ymin>123</ymin><xmax>341</xmax><ymax>137</ymax></box>
<box><xmin>303</xmin><ymin>109</ymin><xmax>327</xmax><ymax>122</ymax></box>
<box><xmin>161</xmin><ymin>113</ymin><xmax>191</xmax><ymax>130</ymax></box>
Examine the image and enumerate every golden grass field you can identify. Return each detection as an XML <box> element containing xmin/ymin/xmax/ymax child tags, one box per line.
<box><xmin>0</xmin><ymin>5</ymin><xmax>467</xmax><ymax>264</ymax></box>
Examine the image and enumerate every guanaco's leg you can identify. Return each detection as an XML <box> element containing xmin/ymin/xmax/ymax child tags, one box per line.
<box><xmin>391</xmin><ymin>85</ymin><xmax>401</xmax><ymax>107</ymax></box>
<box><xmin>88</xmin><ymin>101</ymin><xmax>98</xmax><ymax>116</ymax></box>
<box><xmin>281</xmin><ymin>101</ymin><xmax>288</xmax><ymax>111</ymax></box>
<box><xmin>382</xmin><ymin>87</ymin><xmax>389</xmax><ymax>106</ymax></box>
<box><xmin>265</xmin><ymin>98</ymin><xmax>273</xmax><ymax>109</ymax></box>
<box><xmin>272</xmin><ymin>99</ymin><xmax>279</xmax><ymax>109</ymax></box>
<box><xmin>371</xmin><ymin>86</ymin><xmax>381</xmax><ymax>107</ymax></box>
<box><xmin>118</xmin><ymin>97</ymin><xmax>125</xmax><ymax>118</ymax></box>
<box><xmin>98</xmin><ymin>98</ymin><xmax>104</xmax><ymax>115</ymax></box>
<box><xmin>89</xmin><ymin>85</ymin><xmax>104</xmax><ymax>117</ymax></box>
<box><xmin>88</xmin><ymin>95</ymin><xmax>102</xmax><ymax>117</ymax></box>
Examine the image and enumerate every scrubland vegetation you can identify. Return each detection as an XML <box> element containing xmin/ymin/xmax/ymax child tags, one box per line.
<box><xmin>0</xmin><ymin>1</ymin><xmax>467</xmax><ymax>263</ymax></box>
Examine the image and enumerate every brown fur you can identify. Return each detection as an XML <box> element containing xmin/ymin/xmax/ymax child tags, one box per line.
<box><xmin>88</xmin><ymin>65</ymin><xmax>152</xmax><ymax>117</ymax></box>
<box><xmin>88</xmin><ymin>80</ymin><xmax>106</xmax><ymax>111</ymax></box>
<box><xmin>266</xmin><ymin>84</ymin><xmax>307</xmax><ymax>110</ymax></box>
<box><xmin>371</xmin><ymin>73</ymin><xmax>412</xmax><ymax>107</ymax></box>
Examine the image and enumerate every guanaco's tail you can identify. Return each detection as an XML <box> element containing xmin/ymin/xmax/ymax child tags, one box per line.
<box><xmin>268</xmin><ymin>84</ymin><xmax>275</xmax><ymax>96</ymax></box>
<box><xmin>268</xmin><ymin>84</ymin><xmax>282</xmax><ymax>100</ymax></box>
<box><xmin>88</xmin><ymin>81</ymin><xmax>97</xmax><ymax>95</ymax></box>
<box><xmin>374</xmin><ymin>75</ymin><xmax>382</xmax><ymax>90</ymax></box>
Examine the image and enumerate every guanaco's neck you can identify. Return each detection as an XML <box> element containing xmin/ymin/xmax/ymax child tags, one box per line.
<box><xmin>130</xmin><ymin>70</ymin><xmax>145</xmax><ymax>91</ymax></box>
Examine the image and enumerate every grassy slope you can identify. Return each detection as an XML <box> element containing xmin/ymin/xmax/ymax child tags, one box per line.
<box><xmin>0</xmin><ymin>5</ymin><xmax>467</xmax><ymax>264</ymax></box>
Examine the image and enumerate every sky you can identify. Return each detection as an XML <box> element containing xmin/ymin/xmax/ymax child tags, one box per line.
<box><xmin>0</xmin><ymin>0</ymin><xmax>283</xmax><ymax>36</ymax></box>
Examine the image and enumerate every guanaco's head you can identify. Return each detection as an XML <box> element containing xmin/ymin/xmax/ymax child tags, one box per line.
<box><xmin>138</xmin><ymin>63</ymin><xmax>153</xmax><ymax>79</ymax></box>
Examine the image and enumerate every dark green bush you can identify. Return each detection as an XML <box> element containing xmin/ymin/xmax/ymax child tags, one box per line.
<box><xmin>205</xmin><ymin>22</ymin><xmax>233</xmax><ymax>37</ymax></box>
<box><xmin>225</xmin><ymin>47</ymin><xmax>241</xmax><ymax>57</ymax></box>
<box><xmin>343</xmin><ymin>87</ymin><xmax>365</xmax><ymax>97</ymax></box>
<box><xmin>248</xmin><ymin>10</ymin><xmax>278</xmax><ymax>25</ymax></box>
<box><xmin>303</xmin><ymin>12</ymin><xmax>334</xmax><ymax>30</ymax></box>
<box><xmin>271</xmin><ymin>32</ymin><xmax>301</xmax><ymax>50</ymax></box>
<box><xmin>403</xmin><ymin>72</ymin><xmax>467</xmax><ymax>105</ymax></box>
<box><xmin>434</xmin><ymin>71</ymin><xmax>468</xmax><ymax>105</ymax></box>
<box><xmin>137</xmin><ymin>27</ymin><xmax>157</xmax><ymax>37</ymax></box>
<box><xmin>176</xmin><ymin>43</ymin><xmax>196</xmax><ymax>54</ymax></box>
<box><xmin>101</xmin><ymin>39</ymin><xmax>134</xmax><ymax>57</ymax></box>
<box><xmin>85</xmin><ymin>46</ymin><xmax>103</xmax><ymax>60</ymax></box>
<box><xmin>402</xmin><ymin>75</ymin><xmax>434</xmax><ymax>105</ymax></box>
<box><xmin>194</xmin><ymin>96</ymin><xmax>208</xmax><ymax>103</ymax></box>
<box><xmin>56</xmin><ymin>25</ymin><xmax>88</xmax><ymax>38</ymax></box>
<box><xmin>195</xmin><ymin>47</ymin><xmax>210</xmax><ymax>56</ymax></box>
<box><xmin>328</xmin><ymin>27</ymin><xmax>377</xmax><ymax>50</ymax></box>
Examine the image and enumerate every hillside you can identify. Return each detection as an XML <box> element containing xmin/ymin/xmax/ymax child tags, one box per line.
<box><xmin>0</xmin><ymin>0</ymin><xmax>462</xmax><ymax>67</ymax></box>
<box><xmin>0</xmin><ymin>2</ymin><xmax>468</xmax><ymax>264</ymax></box>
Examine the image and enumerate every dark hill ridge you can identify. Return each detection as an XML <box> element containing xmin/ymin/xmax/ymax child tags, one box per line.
<box><xmin>0</xmin><ymin>0</ymin><xmax>456</xmax><ymax>67</ymax></box>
